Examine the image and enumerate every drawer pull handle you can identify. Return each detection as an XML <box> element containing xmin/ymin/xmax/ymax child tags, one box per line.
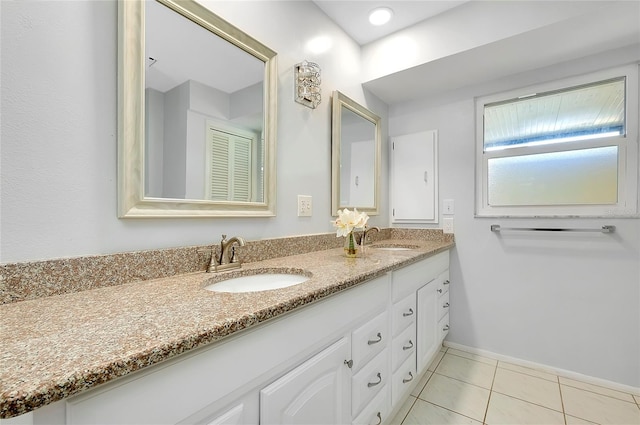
<box><xmin>402</xmin><ymin>340</ymin><xmax>414</xmax><ymax>350</ymax></box>
<box><xmin>367</xmin><ymin>372</ymin><xmax>382</xmax><ymax>387</ymax></box>
<box><xmin>443</xmin><ymin>302</ymin><xmax>450</xmax><ymax>308</ymax></box>
<box><xmin>402</xmin><ymin>308</ymin><xmax>414</xmax><ymax>317</ymax></box>
<box><xmin>443</xmin><ymin>324</ymin><xmax>450</xmax><ymax>331</ymax></box>
<box><xmin>374</xmin><ymin>412</ymin><xmax>382</xmax><ymax>425</ymax></box>
<box><xmin>344</xmin><ymin>359</ymin><xmax>353</xmax><ymax>369</ymax></box>
<box><xmin>444</xmin><ymin>279</ymin><xmax>450</xmax><ymax>285</ymax></box>
<box><xmin>403</xmin><ymin>372</ymin><xmax>414</xmax><ymax>383</ymax></box>
<box><xmin>368</xmin><ymin>332</ymin><xmax>382</xmax><ymax>345</ymax></box>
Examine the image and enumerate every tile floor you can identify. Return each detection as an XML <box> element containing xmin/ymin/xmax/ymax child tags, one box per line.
<box><xmin>390</xmin><ymin>346</ymin><xmax>640</xmax><ymax>425</ymax></box>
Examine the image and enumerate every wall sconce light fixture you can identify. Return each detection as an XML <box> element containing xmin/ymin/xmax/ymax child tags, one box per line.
<box><xmin>294</xmin><ymin>60</ymin><xmax>321</xmax><ymax>109</ymax></box>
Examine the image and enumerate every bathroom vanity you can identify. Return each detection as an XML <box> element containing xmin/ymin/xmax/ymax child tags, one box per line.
<box><xmin>0</xmin><ymin>238</ymin><xmax>452</xmax><ymax>424</ymax></box>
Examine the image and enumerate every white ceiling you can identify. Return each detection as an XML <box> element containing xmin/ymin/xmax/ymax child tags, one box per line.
<box><xmin>312</xmin><ymin>0</ymin><xmax>469</xmax><ymax>45</ymax></box>
<box><xmin>313</xmin><ymin>0</ymin><xmax>640</xmax><ymax>105</ymax></box>
<box><xmin>145</xmin><ymin>0</ymin><xmax>263</xmax><ymax>94</ymax></box>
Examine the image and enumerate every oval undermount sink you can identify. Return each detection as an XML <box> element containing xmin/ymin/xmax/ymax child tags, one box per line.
<box><xmin>204</xmin><ymin>268</ymin><xmax>311</xmax><ymax>293</ymax></box>
<box><xmin>370</xmin><ymin>243</ymin><xmax>419</xmax><ymax>251</ymax></box>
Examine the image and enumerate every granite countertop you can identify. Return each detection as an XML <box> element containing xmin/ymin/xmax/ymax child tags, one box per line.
<box><xmin>0</xmin><ymin>239</ymin><xmax>453</xmax><ymax>419</ymax></box>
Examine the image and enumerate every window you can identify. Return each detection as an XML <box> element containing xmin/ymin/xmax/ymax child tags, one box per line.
<box><xmin>475</xmin><ymin>65</ymin><xmax>638</xmax><ymax>217</ymax></box>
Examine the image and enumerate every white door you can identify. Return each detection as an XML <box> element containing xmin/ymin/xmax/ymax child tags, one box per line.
<box><xmin>391</xmin><ymin>130</ymin><xmax>438</xmax><ymax>222</ymax></box>
<box><xmin>416</xmin><ymin>282</ymin><xmax>438</xmax><ymax>374</ymax></box>
<box><xmin>260</xmin><ymin>337</ymin><xmax>351</xmax><ymax>424</ymax></box>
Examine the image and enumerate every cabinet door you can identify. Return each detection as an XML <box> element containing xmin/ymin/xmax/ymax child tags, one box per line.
<box><xmin>260</xmin><ymin>337</ymin><xmax>351</xmax><ymax>424</ymax></box>
<box><xmin>416</xmin><ymin>282</ymin><xmax>438</xmax><ymax>374</ymax></box>
<box><xmin>206</xmin><ymin>404</ymin><xmax>244</xmax><ymax>425</ymax></box>
<box><xmin>391</xmin><ymin>130</ymin><xmax>438</xmax><ymax>223</ymax></box>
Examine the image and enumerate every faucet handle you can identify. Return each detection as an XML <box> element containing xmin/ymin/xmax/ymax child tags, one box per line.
<box><xmin>221</xmin><ymin>234</ymin><xmax>227</xmax><ymax>241</ymax></box>
<box><xmin>230</xmin><ymin>246</ymin><xmax>238</xmax><ymax>263</ymax></box>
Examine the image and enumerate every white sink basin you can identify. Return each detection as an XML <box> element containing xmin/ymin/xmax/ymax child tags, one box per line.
<box><xmin>371</xmin><ymin>243</ymin><xmax>419</xmax><ymax>251</ymax></box>
<box><xmin>205</xmin><ymin>270</ymin><xmax>311</xmax><ymax>293</ymax></box>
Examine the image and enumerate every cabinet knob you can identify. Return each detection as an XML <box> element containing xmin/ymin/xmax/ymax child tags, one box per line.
<box><xmin>367</xmin><ymin>372</ymin><xmax>382</xmax><ymax>387</ymax></box>
<box><xmin>344</xmin><ymin>359</ymin><xmax>353</xmax><ymax>369</ymax></box>
<box><xmin>402</xmin><ymin>308</ymin><xmax>414</xmax><ymax>317</ymax></box>
<box><xmin>402</xmin><ymin>372</ymin><xmax>414</xmax><ymax>383</ymax></box>
<box><xmin>443</xmin><ymin>324</ymin><xmax>450</xmax><ymax>331</ymax></box>
<box><xmin>443</xmin><ymin>302</ymin><xmax>450</xmax><ymax>308</ymax></box>
<box><xmin>402</xmin><ymin>340</ymin><xmax>414</xmax><ymax>351</ymax></box>
<box><xmin>437</xmin><ymin>289</ymin><xmax>443</xmax><ymax>293</ymax></box>
<box><xmin>367</xmin><ymin>332</ymin><xmax>383</xmax><ymax>345</ymax></box>
<box><xmin>443</xmin><ymin>280</ymin><xmax>450</xmax><ymax>285</ymax></box>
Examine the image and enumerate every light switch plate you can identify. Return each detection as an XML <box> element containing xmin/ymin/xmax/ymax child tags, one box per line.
<box><xmin>297</xmin><ymin>195</ymin><xmax>312</xmax><ymax>217</ymax></box>
<box><xmin>443</xmin><ymin>217</ymin><xmax>454</xmax><ymax>234</ymax></box>
<box><xmin>443</xmin><ymin>199</ymin><xmax>455</xmax><ymax>215</ymax></box>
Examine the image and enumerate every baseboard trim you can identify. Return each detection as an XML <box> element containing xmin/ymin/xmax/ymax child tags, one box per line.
<box><xmin>443</xmin><ymin>341</ymin><xmax>640</xmax><ymax>396</ymax></box>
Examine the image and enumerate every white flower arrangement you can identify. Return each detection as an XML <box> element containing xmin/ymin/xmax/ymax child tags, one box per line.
<box><xmin>332</xmin><ymin>208</ymin><xmax>370</xmax><ymax>257</ymax></box>
<box><xmin>331</xmin><ymin>208</ymin><xmax>370</xmax><ymax>237</ymax></box>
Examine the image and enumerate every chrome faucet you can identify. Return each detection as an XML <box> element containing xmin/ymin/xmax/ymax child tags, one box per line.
<box><xmin>207</xmin><ymin>234</ymin><xmax>246</xmax><ymax>272</ymax></box>
<box><xmin>359</xmin><ymin>226</ymin><xmax>380</xmax><ymax>248</ymax></box>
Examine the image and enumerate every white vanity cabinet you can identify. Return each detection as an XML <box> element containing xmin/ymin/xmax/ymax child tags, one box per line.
<box><xmin>11</xmin><ymin>250</ymin><xmax>452</xmax><ymax>425</ymax></box>
<box><xmin>390</xmin><ymin>250</ymin><xmax>449</xmax><ymax>406</ymax></box>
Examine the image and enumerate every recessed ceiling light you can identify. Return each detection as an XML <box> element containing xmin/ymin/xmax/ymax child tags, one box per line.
<box><xmin>369</xmin><ymin>7</ymin><xmax>393</xmax><ymax>26</ymax></box>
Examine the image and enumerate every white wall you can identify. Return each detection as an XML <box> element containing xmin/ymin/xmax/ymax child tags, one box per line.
<box><xmin>389</xmin><ymin>52</ymin><xmax>640</xmax><ymax>387</ymax></box>
<box><xmin>0</xmin><ymin>0</ymin><xmax>389</xmax><ymax>262</ymax></box>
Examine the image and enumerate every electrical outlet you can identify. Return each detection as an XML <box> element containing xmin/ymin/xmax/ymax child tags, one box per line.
<box><xmin>443</xmin><ymin>199</ymin><xmax>455</xmax><ymax>215</ymax></box>
<box><xmin>443</xmin><ymin>217</ymin><xmax>454</xmax><ymax>234</ymax></box>
<box><xmin>297</xmin><ymin>195</ymin><xmax>312</xmax><ymax>217</ymax></box>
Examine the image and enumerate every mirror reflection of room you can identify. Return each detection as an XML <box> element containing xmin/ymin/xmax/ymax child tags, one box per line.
<box><xmin>144</xmin><ymin>0</ymin><xmax>265</xmax><ymax>202</ymax></box>
<box><xmin>332</xmin><ymin>90</ymin><xmax>381</xmax><ymax>216</ymax></box>
<box><xmin>339</xmin><ymin>107</ymin><xmax>376</xmax><ymax>208</ymax></box>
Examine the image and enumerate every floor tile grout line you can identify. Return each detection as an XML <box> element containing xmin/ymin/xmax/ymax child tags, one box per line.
<box><xmin>559</xmin><ymin>375</ymin><xmax>640</xmax><ymax>398</ymax></box>
<box><xmin>421</xmin><ymin>399</ymin><xmax>486</xmax><ymax>424</ymax></box>
<box><xmin>427</xmin><ymin>370</ymin><xmax>494</xmax><ymax>392</ymax></box>
<box><xmin>489</xmin><ymin>388</ymin><xmax>566</xmax><ymax>415</ymax></box>
<box><xmin>397</xmin><ymin>396</ymin><xmax>418</xmax><ymax>425</ymax></box>
<box><xmin>446</xmin><ymin>349</ymin><xmax>498</xmax><ymax>366</ymax></box>
<box><xmin>496</xmin><ymin>360</ymin><xmax>558</xmax><ymax>382</ymax></box>
<box><xmin>560</xmin><ymin>382</ymin><xmax>640</xmax><ymax>405</ymax></box>
<box><xmin>497</xmin><ymin>362</ymin><xmax>567</xmax><ymax>386</ymax></box>
<box><xmin>557</xmin><ymin>374</ymin><xmax>568</xmax><ymax>425</ymax></box>
<box><xmin>482</xmin><ymin>361</ymin><xmax>498</xmax><ymax>425</ymax></box>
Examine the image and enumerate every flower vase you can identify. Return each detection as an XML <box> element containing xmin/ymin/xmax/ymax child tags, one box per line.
<box><xmin>344</xmin><ymin>231</ymin><xmax>358</xmax><ymax>258</ymax></box>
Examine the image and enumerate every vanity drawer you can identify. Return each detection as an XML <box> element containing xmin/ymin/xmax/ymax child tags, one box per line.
<box><xmin>392</xmin><ymin>353</ymin><xmax>417</xmax><ymax>406</ymax></box>
<box><xmin>352</xmin><ymin>310</ymin><xmax>388</xmax><ymax>370</ymax></box>
<box><xmin>436</xmin><ymin>270</ymin><xmax>450</xmax><ymax>297</ymax></box>
<box><xmin>352</xmin><ymin>349</ymin><xmax>389</xmax><ymax>417</ymax></box>
<box><xmin>352</xmin><ymin>384</ymin><xmax>390</xmax><ymax>425</ymax></box>
<box><xmin>392</xmin><ymin>323</ymin><xmax>416</xmax><ymax>372</ymax></box>
<box><xmin>392</xmin><ymin>292</ymin><xmax>416</xmax><ymax>336</ymax></box>
<box><xmin>438</xmin><ymin>313</ymin><xmax>450</xmax><ymax>342</ymax></box>
<box><xmin>438</xmin><ymin>291</ymin><xmax>450</xmax><ymax>320</ymax></box>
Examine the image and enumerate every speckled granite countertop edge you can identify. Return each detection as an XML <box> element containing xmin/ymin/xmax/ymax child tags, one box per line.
<box><xmin>0</xmin><ymin>240</ymin><xmax>453</xmax><ymax>419</ymax></box>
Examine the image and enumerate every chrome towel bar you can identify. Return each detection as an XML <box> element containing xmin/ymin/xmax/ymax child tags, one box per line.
<box><xmin>490</xmin><ymin>224</ymin><xmax>616</xmax><ymax>233</ymax></box>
